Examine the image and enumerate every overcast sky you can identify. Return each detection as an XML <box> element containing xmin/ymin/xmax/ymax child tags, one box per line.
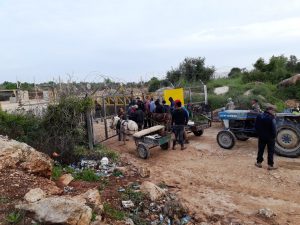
<box><xmin>1</xmin><ymin>0</ymin><xmax>300</xmax><ymax>83</ymax></box>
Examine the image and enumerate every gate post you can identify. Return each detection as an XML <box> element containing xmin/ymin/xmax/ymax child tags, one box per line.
<box><xmin>102</xmin><ymin>97</ymin><xmax>108</xmax><ymax>139</ymax></box>
<box><xmin>86</xmin><ymin>109</ymin><xmax>94</xmax><ymax>150</ymax></box>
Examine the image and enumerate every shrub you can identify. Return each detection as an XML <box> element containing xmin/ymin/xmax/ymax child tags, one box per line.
<box><xmin>0</xmin><ymin>96</ymin><xmax>93</xmax><ymax>164</ymax></box>
<box><xmin>207</xmin><ymin>95</ymin><xmax>227</xmax><ymax>110</ymax></box>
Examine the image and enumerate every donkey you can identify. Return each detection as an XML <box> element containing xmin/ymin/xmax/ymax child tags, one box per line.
<box><xmin>110</xmin><ymin>116</ymin><xmax>138</xmax><ymax>144</ymax></box>
<box><xmin>151</xmin><ymin>113</ymin><xmax>172</xmax><ymax>131</ymax></box>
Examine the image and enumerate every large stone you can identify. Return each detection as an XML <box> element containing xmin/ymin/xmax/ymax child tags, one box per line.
<box><xmin>24</xmin><ymin>188</ymin><xmax>46</xmax><ymax>203</ymax></box>
<box><xmin>75</xmin><ymin>189</ymin><xmax>102</xmax><ymax>212</ymax></box>
<box><xmin>0</xmin><ymin>136</ymin><xmax>52</xmax><ymax>177</ymax></box>
<box><xmin>16</xmin><ymin>196</ymin><xmax>92</xmax><ymax>225</ymax></box>
<box><xmin>214</xmin><ymin>86</ymin><xmax>229</xmax><ymax>95</ymax></box>
<box><xmin>257</xmin><ymin>208</ymin><xmax>276</xmax><ymax>218</ymax></box>
<box><xmin>139</xmin><ymin>166</ymin><xmax>150</xmax><ymax>178</ymax></box>
<box><xmin>58</xmin><ymin>174</ymin><xmax>74</xmax><ymax>186</ymax></box>
<box><xmin>140</xmin><ymin>181</ymin><xmax>166</xmax><ymax>201</ymax></box>
<box><xmin>278</xmin><ymin>74</ymin><xmax>300</xmax><ymax>87</ymax></box>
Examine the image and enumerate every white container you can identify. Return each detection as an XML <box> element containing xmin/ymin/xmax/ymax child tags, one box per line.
<box><xmin>101</xmin><ymin>157</ymin><xmax>109</xmax><ymax>166</ymax></box>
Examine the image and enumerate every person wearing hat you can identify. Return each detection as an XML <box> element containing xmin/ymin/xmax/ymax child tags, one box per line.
<box><xmin>254</xmin><ymin>106</ymin><xmax>277</xmax><ymax>170</ymax></box>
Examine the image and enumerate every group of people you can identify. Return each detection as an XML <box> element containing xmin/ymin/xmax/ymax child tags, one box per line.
<box><xmin>117</xmin><ymin>95</ymin><xmax>280</xmax><ymax>169</ymax></box>
<box><xmin>117</xmin><ymin>96</ymin><xmax>190</xmax><ymax>150</ymax></box>
<box><xmin>225</xmin><ymin>98</ymin><xmax>262</xmax><ymax>112</ymax></box>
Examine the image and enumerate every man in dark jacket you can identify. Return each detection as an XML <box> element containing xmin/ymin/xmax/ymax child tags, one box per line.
<box><xmin>255</xmin><ymin>106</ymin><xmax>277</xmax><ymax>170</ymax></box>
<box><xmin>154</xmin><ymin>99</ymin><xmax>164</xmax><ymax>113</ymax></box>
<box><xmin>171</xmin><ymin>100</ymin><xmax>188</xmax><ymax>150</ymax></box>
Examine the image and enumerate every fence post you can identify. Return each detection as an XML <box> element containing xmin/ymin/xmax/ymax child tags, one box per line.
<box><xmin>102</xmin><ymin>97</ymin><xmax>108</xmax><ymax>139</ymax></box>
<box><xmin>86</xmin><ymin>109</ymin><xmax>94</xmax><ymax>150</ymax></box>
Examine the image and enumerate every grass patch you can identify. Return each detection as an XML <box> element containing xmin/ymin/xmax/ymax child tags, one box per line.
<box><xmin>103</xmin><ymin>203</ymin><xmax>126</xmax><ymax>220</ymax></box>
<box><xmin>51</xmin><ymin>165</ymin><xmax>63</xmax><ymax>180</ymax></box>
<box><xmin>5</xmin><ymin>211</ymin><xmax>23</xmax><ymax>224</ymax></box>
<box><xmin>74</xmin><ymin>169</ymin><xmax>99</xmax><ymax>182</ymax></box>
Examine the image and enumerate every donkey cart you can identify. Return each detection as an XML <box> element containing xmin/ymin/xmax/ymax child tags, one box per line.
<box><xmin>133</xmin><ymin>125</ymin><xmax>171</xmax><ymax>159</ymax></box>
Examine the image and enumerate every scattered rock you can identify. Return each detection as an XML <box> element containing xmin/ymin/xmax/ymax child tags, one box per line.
<box><xmin>244</xmin><ymin>89</ymin><xmax>252</xmax><ymax>96</ymax></box>
<box><xmin>163</xmin><ymin>200</ymin><xmax>187</xmax><ymax>219</ymax></box>
<box><xmin>214</xmin><ymin>86</ymin><xmax>229</xmax><ymax>95</ymax></box>
<box><xmin>139</xmin><ymin>167</ymin><xmax>150</xmax><ymax>178</ymax></box>
<box><xmin>58</xmin><ymin>173</ymin><xmax>74</xmax><ymax>186</ymax></box>
<box><xmin>24</xmin><ymin>188</ymin><xmax>46</xmax><ymax>203</ymax></box>
<box><xmin>115</xmin><ymin>166</ymin><xmax>128</xmax><ymax>174</ymax></box>
<box><xmin>278</xmin><ymin>74</ymin><xmax>300</xmax><ymax>87</ymax></box>
<box><xmin>257</xmin><ymin>208</ymin><xmax>276</xmax><ymax>218</ymax></box>
<box><xmin>75</xmin><ymin>189</ymin><xmax>102</xmax><ymax>213</ymax></box>
<box><xmin>125</xmin><ymin>217</ymin><xmax>135</xmax><ymax>225</ymax></box>
<box><xmin>0</xmin><ymin>136</ymin><xmax>52</xmax><ymax>177</ymax></box>
<box><xmin>16</xmin><ymin>196</ymin><xmax>92</xmax><ymax>225</ymax></box>
<box><xmin>285</xmin><ymin>99</ymin><xmax>300</xmax><ymax>108</ymax></box>
<box><xmin>140</xmin><ymin>181</ymin><xmax>165</xmax><ymax>201</ymax></box>
<box><xmin>122</xmin><ymin>200</ymin><xmax>134</xmax><ymax>208</ymax></box>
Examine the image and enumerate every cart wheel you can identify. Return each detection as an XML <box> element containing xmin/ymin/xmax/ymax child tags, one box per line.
<box><xmin>235</xmin><ymin>133</ymin><xmax>249</xmax><ymax>141</ymax></box>
<box><xmin>217</xmin><ymin>130</ymin><xmax>235</xmax><ymax>149</ymax></box>
<box><xmin>160</xmin><ymin>142</ymin><xmax>169</xmax><ymax>150</ymax></box>
<box><xmin>137</xmin><ymin>143</ymin><xmax>149</xmax><ymax>159</ymax></box>
<box><xmin>193</xmin><ymin>130</ymin><xmax>203</xmax><ymax>136</ymax></box>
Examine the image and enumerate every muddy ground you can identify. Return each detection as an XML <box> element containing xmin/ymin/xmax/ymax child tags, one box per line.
<box><xmin>104</xmin><ymin>123</ymin><xmax>300</xmax><ymax>225</ymax></box>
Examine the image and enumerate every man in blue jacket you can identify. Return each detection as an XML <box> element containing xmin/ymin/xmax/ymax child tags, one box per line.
<box><xmin>254</xmin><ymin>106</ymin><xmax>277</xmax><ymax>170</ymax></box>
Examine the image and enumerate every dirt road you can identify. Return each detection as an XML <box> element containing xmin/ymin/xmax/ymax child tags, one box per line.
<box><xmin>105</xmin><ymin>124</ymin><xmax>300</xmax><ymax>224</ymax></box>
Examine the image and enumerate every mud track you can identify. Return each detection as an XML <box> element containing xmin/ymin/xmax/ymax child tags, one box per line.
<box><xmin>104</xmin><ymin>123</ymin><xmax>300</xmax><ymax>224</ymax></box>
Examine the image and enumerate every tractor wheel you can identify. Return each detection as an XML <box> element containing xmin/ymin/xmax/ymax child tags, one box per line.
<box><xmin>235</xmin><ymin>133</ymin><xmax>249</xmax><ymax>141</ymax></box>
<box><xmin>193</xmin><ymin>130</ymin><xmax>204</xmax><ymax>136</ymax></box>
<box><xmin>217</xmin><ymin>130</ymin><xmax>235</xmax><ymax>149</ymax></box>
<box><xmin>275</xmin><ymin>123</ymin><xmax>300</xmax><ymax>158</ymax></box>
<box><xmin>137</xmin><ymin>143</ymin><xmax>150</xmax><ymax>159</ymax></box>
<box><xmin>160</xmin><ymin>142</ymin><xmax>169</xmax><ymax>150</ymax></box>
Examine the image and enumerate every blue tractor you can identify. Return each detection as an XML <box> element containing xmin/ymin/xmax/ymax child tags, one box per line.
<box><xmin>217</xmin><ymin>110</ymin><xmax>300</xmax><ymax>158</ymax></box>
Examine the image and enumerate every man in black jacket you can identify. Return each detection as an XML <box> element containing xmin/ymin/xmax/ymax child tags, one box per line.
<box><xmin>172</xmin><ymin>100</ymin><xmax>188</xmax><ymax>150</ymax></box>
<box><xmin>254</xmin><ymin>106</ymin><xmax>277</xmax><ymax>170</ymax></box>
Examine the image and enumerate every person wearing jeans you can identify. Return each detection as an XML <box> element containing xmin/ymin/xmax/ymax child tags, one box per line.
<box><xmin>254</xmin><ymin>106</ymin><xmax>277</xmax><ymax>170</ymax></box>
<box><xmin>171</xmin><ymin>100</ymin><xmax>188</xmax><ymax>150</ymax></box>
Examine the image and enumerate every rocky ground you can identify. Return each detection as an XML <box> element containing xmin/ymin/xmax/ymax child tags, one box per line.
<box><xmin>0</xmin><ymin>135</ymin><xmax>192</xmax><ymax>225</ymax></box>
<box><xmin>104</xmin><ymin>123</ymin><xmax>300</xmax><ymax>225</ymax></box>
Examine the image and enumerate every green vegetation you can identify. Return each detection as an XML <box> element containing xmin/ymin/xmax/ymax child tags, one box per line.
<box><xmin>0</xmin><ymin>96</ymin><xmax>93</xmax><ymax>163</ymax></box>
<box><xmin>91</xmin><ymin>212</ymin><xmax>97</xmax><ymax>222</ymax></box>
<box><xmin>147</xmin><ymin>57</ymin><xmax>215</xmax><ymax>92</ymax></box>
<box><xmin>74</xmin><ymin>144</ymin><xmax>119</xmax><ymax>162</ymax></box>
<box><xmin>74</xmin><ymin>169</ymin><xmax>99</xmax><ymax>182</ymax></box>
<box><xmin>103</xmin><ymin>203</ymin><xmax>126</xmax><ymax>220</ymax></box>
<box><xmin>51</xmin><ymin>165</ymin><xmax>63</xmax><ymax>180</ymax></box>
<box><xmin>5</xmin><ymin>211</ymin><xmax>23</xmax><ymax>224</ymax></box>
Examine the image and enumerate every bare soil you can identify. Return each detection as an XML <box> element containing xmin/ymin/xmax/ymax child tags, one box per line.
<box><xmin>105</xmin><ymin>123</ymin><xmax>300</xmax><ymax>225</ymax></box>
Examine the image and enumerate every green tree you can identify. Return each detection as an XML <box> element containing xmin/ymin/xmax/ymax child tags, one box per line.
<box><xmin>166</xmin><ymin>57</ymin><xmax>215</xmax><ymax>85</ymax></box>
<box><xmin>148</xmin><ymin>77</ymin><xmax>161</xmax><ymax>92</ymax></box>
<box><xmin>228</xmin><ymin>67</ymin><xmax>241</xmax><ymax>77</ymax></box>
